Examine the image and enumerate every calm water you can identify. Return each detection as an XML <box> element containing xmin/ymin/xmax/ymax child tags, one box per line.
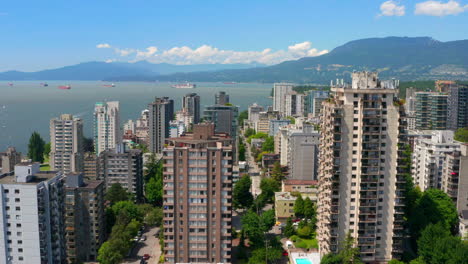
<box><xmin>0</xmin><ymin>81</ymin><xmax>272</xmax><ymax>153</ymax></box>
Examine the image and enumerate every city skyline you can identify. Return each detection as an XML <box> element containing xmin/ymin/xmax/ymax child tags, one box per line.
<box><xmin>1</xmin><ymin>0</ymin><xmax>468</xmax><ymax>71</ymax></box>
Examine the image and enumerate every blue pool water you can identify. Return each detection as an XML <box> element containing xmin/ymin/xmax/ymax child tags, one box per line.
<box><xmin>296</xmin><ymin>259</ymin><xmax>313</xmax><ymax>264</ymax></box>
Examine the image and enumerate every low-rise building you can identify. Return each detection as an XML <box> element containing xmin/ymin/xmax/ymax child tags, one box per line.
<box><xmin>282</xmin><ymin>179</ymin><xmax>318</xmax><ymax>201</ymax></box>
<box><xmin>0</xmin><ymin>146</ymin><xmax>21</xmax><ymax>174</ymax></box>
<box><xmin>275</xmin><ymin>192</ymin><xmax>297</xmax><ymax>223</ymax></box>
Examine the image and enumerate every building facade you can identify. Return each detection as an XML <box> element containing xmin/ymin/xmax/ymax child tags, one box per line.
<box><xmin>94</xmin><ymin>101</ymin><xmax>121</xmax><ymax>155</ymax></box>
<box><xmin>149</xmin><ymin>97</ymin><xmax>174</xmax><ymax>154</ymax></box>
<box><xmin>285</xmin><ymin>92</ymin><xmax>305</xmax><ymax>117</ymax></box>
<box><xmin>97</xmin><ymin>148</ymin><xmax>143</xmax><ymax>200</ymax></box>
<box><xmin>273</xmin><ymin>83</ymin><xmax>293</xmax><ymax>115</ymax></box>
<box><xmin>317</xmin><ymin>72</ymin><xmax>405</xmax><ymax>262</ymax></box>
<box><xmin>183</xmin><ymin>93</ymin><xmax>201</xmax><ymax>125</ymax></box>
<box><xmin>0</xmin><ymin>163</ymin><xmax>66</xmax><ymax>264</ymax></box>
<box><xmin>203</xmin><ymin>105</ymin><xmax>239</xmax><ymax>140</ymax></box>
<box><xmin>162</xmin><ymin>124</ymin><xmax>233</xmax><ymax>264</ymax></box>
<box><xmin>415</xmin><ymin>92</ymin><xmax>448</xmax><ymax>130</ymax></box>
<box><xmin>288</xmin><ymin>128</ymin><xmax>320</xmax><ymax>181</ymax></box>
<box><xmin>248</xmin><ymin>103</ymin><xmax>264</xmax><ymax>123</ymax></box>
<box><xmin>411</xmin><ymin>130</ymin><xmax>460</xmax><ymax>191</ymax></box>
<box><xmin>448</xmin><ymin>84</ymin><xmax>468</xmax><ymax>131</ymax></box>
<box><xmin>65</xmin><ymin>173</ymin><xmax>105</xmax><ymax>263</ymax></box>
<box><xmin>0</xmin><ymin>147</ymin><xmax>21</xmax><ymax>174</ymax></box>
<box><xmin>50</xmin><ymin>114</ymin><xmax>84</xmax><ymax>174</ymax></box>
<box><xmin>215</xmin><ymin>91</ymin><xmax>230</xmax><ymax>105</ymax></box>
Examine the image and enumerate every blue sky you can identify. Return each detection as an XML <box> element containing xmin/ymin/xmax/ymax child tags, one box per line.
<box><xmin>0</xmin><ymin>0</ymin><xmax>467</xmax><ymax>71</ymax></box>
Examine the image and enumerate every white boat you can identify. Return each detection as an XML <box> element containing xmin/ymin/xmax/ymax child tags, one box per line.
<box><xmin>171</xmin><ymin>82</ymin><xmax>196</xmax><ymax>89</ymax></box>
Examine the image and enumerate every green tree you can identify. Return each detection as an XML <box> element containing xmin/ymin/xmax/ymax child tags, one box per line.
<box><xmin>233</xmin><ymin>174</ymin><xmax>254</xmax><ymax>209</ymax></box>
<box><xmin>260</xmin><ymin>209</ymin><xmax>276</xmax><ymax>231</ymax></box>
<box><xmin>454</xmin><ymin>127</ymin><xmax>468</xmax><ymax>143</ymax></box>
<box><xmin>28</xmin><ymin>131</ymin><xmax>45</xmax><ymax>163</ymax></box>
<box><xmin>261</xmin><ymin>136</ymin><xmax>274</xmax><ymax>152</ymax></box>
<box><xmin>303</xmin><ymin>197</ymin><xmax>315</xmax><ymax>219</ymax></box>
<box><xmin>144</xmin><ymin>207</ymin><xmax>163</xmax><ymax>226</ymax></box>
<box><xmin>388</xmin><ymin>260</ymin><xmax>405</xmax><ymax>264</ymax></box>
<box><xmin>244</xmin><ymin>127</ymin><xmax>256</xmax><ymax>138</ymax></box>
<box><xmin>409</xmin><ymin>257</ymin><xmax>426</xmax><ymax>264</ymax></box>
<box><xmin>283</xmin><ymin>217</ymin><xmax>296</xmax><ymax>238</ymax></box>
<box><xmin>241</xmin><ymin>209</ymin><xmax>265</xmax><ymax>246</ymax></box>
<box><xmin>248</xmin><ymin>245</ymin><xmax>282</xmax><ymax>264</ymax></box>
<box><xmin>255</xmin><ymin>178</ymin><xmax>280</xmax><ymax>206</ymax></box>
<box><xmin>410</xmin><ymin>188</ymin><xmax>458</xmax><ymax>240</ymax></box>
<box><xmin>339</xmin><ymin>232</ymin><xmax>362</xmax><ymax>264</ymax></box>
<box><xmin>297</xmin><ymin>225</ymin><xmax>312</xmax><ymax>238</ymax></box>
<box><xmin>112</xmin><ymin>201</ymin><xmax>143</xmax><ymax>225</ymax></box>
<box><xmin>97</xmin><ymin>241</ymin><xmax>124</xmax><ymax>264</ymax></box>
<box><xmin>238</xmin><ymin>139</ymin><xmax>246</xmax><ymax>161</ymax></box>
<box><xmin>44</xmin><ymin>142</ymin><xmax>51</xmax><ymax>159</ymax></box>
<box><xmin>320</xmin><ymin>253</ymin><xmax>343</xmax><ymax>264</ymax></box>
<box><xmin>286</xmin><ymin>116</ymin><xmax>296</xmax><ymax>124</ymax></box>
<box><xmin>294</xmin><ymin>195</ymin><xmax>305</xmax><ymax>218</ymax></box>
<box><xmin>144</xmin><ymin>156</ymin><xmax>163</xmax><ymax>205</ymax></box>
<box><xmin>270</xmin><ymin>161</ymin><xmax>284</xmax><ymax>183</ymax></box>
<box><xmin>105</xmin><ymin>183</ymin><xmax>130</xmax><ymax>205</ymax></box>
<box><xmin>238</xmin><ymin>110</ymin><xmax>248</xmax><ymax>127</ymax></box>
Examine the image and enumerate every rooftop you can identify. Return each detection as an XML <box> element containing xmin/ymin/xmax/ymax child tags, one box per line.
<box><xmin>275</xmin><ymin>192</ymin><xmax>297</xmax><ymax>201</ymax></box>
<box><xmin>283</xmin><ymin>179</ymin><xmax>318</xmax><ymax>186</ymax></box>
<box><xmin>0</xmin><ymin>170</ymin><xmax>60</xmax><ymax>185</ymax></box>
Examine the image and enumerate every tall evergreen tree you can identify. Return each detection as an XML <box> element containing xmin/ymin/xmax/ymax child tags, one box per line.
<box><xmin>27</xmin><ymin>131</ymin><xmax>45</xmax><ymax>163</ymax></box>
<box><xmin>233</xmin><ymin>174</ymin><xmax>254</xmax><ymax>209</ymax></box>
<box><xmin>294</xmin><ymin>195</ymin><xmax>305</xmax><ymax>218</ymax></box>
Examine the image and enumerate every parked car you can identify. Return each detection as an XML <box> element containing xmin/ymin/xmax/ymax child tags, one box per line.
<box><xmin>143</xmin><ymin>254</ymin><xmax>150</xmax><ymax>260</ymax></box>
<box><xmin>133</xmin><ymin>236</ymin><xmax>139</xmax><ymax>242</ymax></box>
<box><xmin>141</xmin><ymin>235</ymin><xmax>147</xmax><ymax>241</ymax></box>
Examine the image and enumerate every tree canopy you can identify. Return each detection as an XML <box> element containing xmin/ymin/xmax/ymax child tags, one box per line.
<box><xmin>105</xmin><ymin>183</ymin><xmax>130</xmax><ymax>205</ymax></box>
<box><xmin>233</xmin><ymin>174</ymin><xmax>254</xmax><ymax>209</ymax></box>
<box><xmin>238</xmin><ymin>110</ymin><xmax>248</xmax><ymax>127</ymax></box>
<box><xmin>28</xmin><ymin>131</ymin><xmax>45</xmax><ymax>163</ymax></box>
<box><xmin>455</xmin><ymin>127</ymin><xmax>468</xmax><ymax>143</ymax></box>
<box><xmin>261</xmin><ymin>136</ymin><xmax>274</xmax><ymax>152</ymax></box>
<box><xmin>144</xmin><ymin>156</ymin><xmax>163</xmax><ymax>206</ymax></box>
<box><xmin>294</xmin><ymin>195</ymin><xmax>304</xmax><ymax>218</ymax></box>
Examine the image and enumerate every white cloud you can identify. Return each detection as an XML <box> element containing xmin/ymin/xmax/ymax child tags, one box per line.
<box><xmin>96</xmin><ymin>43</ymin><xmax>111</xmax><ymax>49</ymax></box>
<box><xmin>105</xmin><ymin>59</ymin><xmax>116</xmax><ymax>63</ymax></box>
<box><xmin>379</xmin><ymin>1</ymin><xmax>406</xmax><ymax>16</ymax></box>
<box><xmin>415</xmin><ymin>0</ymin><xmax>468</xmax><ymax>16</ymax></box>
<box><xmin>98</xmin><ymin>41</ymin><xmax>328</xmax><ymax>65</ymax></box>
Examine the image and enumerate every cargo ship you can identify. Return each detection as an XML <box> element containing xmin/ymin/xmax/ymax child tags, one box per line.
<box><xmin>58</xmin><ymin>85</ymin><xmax>71</xmax><ymax>90</ymax></box>
<box><xmin>102</xmin><ymin>83</ymin><xmax>116</xmax><ymax>87</ymax></box>
<box><xmin>171</xmin><ymin>82</ymin><xmax>196</xmax><ymax>89</ymax></box>
<box><xmin>40</xmin><ymin>83</ymin><xmax>48</xmax><ymax>87</ymax></box>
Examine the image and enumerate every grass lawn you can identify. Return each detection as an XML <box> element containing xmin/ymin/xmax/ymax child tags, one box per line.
<box><xmin>40</xmin><ymin>164</ymin><xmax>50</xmax><ymax>171</ymax></box>
<box><xmin>294</xmin><ymin>237</ymin><xmax>318</xmax><ymax>249</ymax></box>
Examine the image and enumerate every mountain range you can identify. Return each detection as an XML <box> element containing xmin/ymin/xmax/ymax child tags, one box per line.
<box><xmin>2</xmin><ymin>37</ymin><xmax>468</xmax><ymax>83</ymax></box>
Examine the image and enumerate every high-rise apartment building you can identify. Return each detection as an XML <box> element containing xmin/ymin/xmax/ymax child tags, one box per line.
<box><xmin>94</xmin><ymin>101</ymin><xmax>121</xmax><ymax>155</ymax></box>
<box><xmin>285</xmin><ymin>92</ymin><xmax>305</xmax><ymax>117</ymax></box>
<box><xmin>83</xmin><ymin>152</ymin><xmax>98</xmax><ymax>180</ymax></box>
<box><xmin>448</xmin><ymin>84</ymin><xmax>468</xmax><ymax>131</ymax></box>
<box><xmin>183</xmin><ymin>93</ymin><xmax>201</xmax><ymax>124</ymax></box>
<box><xmin>269</xmin><ymin>119</ymin><xmax>291</xmax><ymax>136</ymax></box>
<box><xmin>415</xmin><ymin>92</ymin><xmax>448</xmax><ymax>130</ymax></box>
<box><xmin>50</xmin><ymin>114</ymin><xmax>84</xmax><ymax>174</ymax></box>
<box><xmin>0</xmin><ymin>163</ymin><xmax>66</xmax><ymax>264</ymax></box>
<box><xmin>306</xmin><ymin>90</ymin><xmax>329</xmax><ymax>116</ymax></box>
<box><xmin>203</xmin><ymin>104</ymin><xmax>239</xmax><ymax>140</ymax></box>
<box><xmin>162</xmin><ymin>123</ymin><xmax>233</xmax><ymax>264</ymax></box>
<box><xmin>97</xmin><ymin>148</ymin><xmax>143</xmax><ymax>200</ymax></box>
<box><xmin>149</xmin><ymin>97</ymin><xmax>174</xmax><ymax>154</ymax></box>
<box><xmin>273</xmin><ymin>83</ymin><xmax>293</xmax><ymax>115</ymax></box>
<box><xmin>215</xmin><ymin>91</ymin><xmax>230</xmax><ymax>105</ymax></box>
<box><xmin>317</xmin><ymin>72</ymin><xmax>405</xmax><ymax>262</ymax></box>
<box><xmin>248</xmin><ymin>103</ymin><xmax>264</xmax><ymax>122</ymax></box>
<box><xmin>412</xmin><ymin>130</ymin><xmax>460</xmax><ymax>191</ymax></box>
<box><xmin>0</xmin><ymin>147</ymin><xmax>21</xmax><ymax>174</ymax></box>
<box><xmin>65</xmin><ymin>173</ymin><xmax>105</xmax><ymax>263</ymax></box>
<box><xmin>287</xmin><ymin>127</ymin><xmax>320</xmax><ymax>181</ymax></box>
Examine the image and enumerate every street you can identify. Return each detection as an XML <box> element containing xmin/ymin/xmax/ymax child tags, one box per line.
<box><xmin>241</xmin><ymin>132</ymin><xmax>262</xmax><ymax>196</ymax></box>
<box><xmin>122</xmin><ymin>226</ymin><xmax>161</xmax><ymax>264</ymax></box>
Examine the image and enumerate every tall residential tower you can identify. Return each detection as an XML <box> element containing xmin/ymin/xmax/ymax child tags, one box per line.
<box><xmin>149</xmin><ymin>97</ymin><xmax>174</xmax><ymax>154</ymax></box>
<box><xmin>94</xmin><ymin>101</ymin><xmax>121</xmax><ymax>155</ymax></box>
<box><xmin>317</xmin><ymin>72</ymin><xmax>405</xmax><ymax>262</ymax></box>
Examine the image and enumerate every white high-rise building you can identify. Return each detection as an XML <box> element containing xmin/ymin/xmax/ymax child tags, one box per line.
<box><xmin>50</xmin><ymin>114</ymin><xmax>84</xmax><ymax>174</ymax></box>
<box><xmin>0</xmin><ymin>163</ymin><xmax>66</xmax><ymax>264</ymax></box>
<box><xmin>94</xmin><ymin>101</ymin><xmax>121</xmax><ymax>155</ymax></box>
<box><xmin>273</xmin><ymin>83</ymin><xmax>293</xmax><ymax>115</ymax></box>
<box><xmin>285</xmin><ymin>92</ymin><xmax>305</xmax><ymax>117</ymax></box>
<box><xmin>248</xmin><ymin>103</ymin><xmax>264</xmax><ymax>122</ymax></box>
<box><xmin>412</xmin><ymin>130</ymin><xmax>460</xmax><ymax>191</ymax></box>
<box><xmin>317</xmin><ymin>72</ymin><xmax>405</xmax><ymax>262</ymax></box>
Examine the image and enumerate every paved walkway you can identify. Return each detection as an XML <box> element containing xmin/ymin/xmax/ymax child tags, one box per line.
<box><xmin>122</xmin><ymin>226</ymin><xmax>161</xmax><ymax>264</ymax></box>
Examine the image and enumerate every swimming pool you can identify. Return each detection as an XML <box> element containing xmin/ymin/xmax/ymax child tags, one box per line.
<box><xmin>296</xmin><ymin>259</ymin><xmax>313</xmax><ymax>264</ymax></box>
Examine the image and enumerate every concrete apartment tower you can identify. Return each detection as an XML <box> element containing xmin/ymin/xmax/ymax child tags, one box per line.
<box><xmin>182</xmin><ymin>93</ymin><xmax>201</xmax><ymax>124</ymax></box>
<box><xmin>273</xmin><ymin>83</ymin><xmax>293</xmax><ymax>115</ymax></box>
<box><xmin>50</xmin><ymin>114</ymin><xmax>84</xmax><ymax>174</ymax></box>
<box><xmin>148</xmin><ymin>97</ymin><xmax>174</xmax><ymax>154</ymax></box>
<box><xmin>415</xmin><ymin>92</ymin><xmax>448</xmax><ymax>130</ymax></box>
<box><xmin>97</xmin><ymin>148</ymin><xmax>144</xmax><ymax>200</ymax></box>
<box><xmin>447</xmin><ymin>84</ymin><xmax>468</xmax><ymax>131</ymax></box>
<box><xmin>0</xmin><ymin>147</ymin><xmax>21</xmax><ymax>174</ymax></box>
<box><xmin>162</xmin><ymin>123</ymin><xmax>234</xmax><ymax>264</ymax></box>
<box><xmin>248</xmin><ymin>103</ymin><xmax>264</xmax><ymax>123</ymax></box>
<box><xmin>215</xmin><ymin>91</ymin><xmax>230</xmax><ymax>105</ymax></box>
<box><xmin>94</xmin><ymin>101</ymin><xmax>121</xmax><ymax>155</ymax></box>
<box><xmin>65</xmin><ymin>173</ymin><xmax>106</xmax><ymax>263</ymax></box>
<box><xmin>0</xmin><ymin>163</ymin><xmax>66</xmax><ymax>263</ymax></box>
<box><xmin>317</xmin><ymin>72</ymin><xmax>405</xmax><ymax>262</ymax></box>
